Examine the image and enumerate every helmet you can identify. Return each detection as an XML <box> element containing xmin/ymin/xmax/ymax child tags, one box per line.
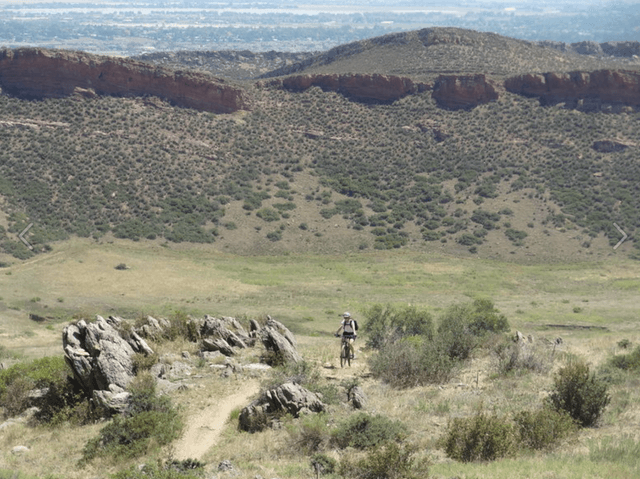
<box><xmin>343</xmin><ymin>312</ymin><xmax>351</xmax><ymax>318</ymax></box>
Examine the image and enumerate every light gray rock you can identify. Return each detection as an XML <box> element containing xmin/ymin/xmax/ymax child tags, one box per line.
<box><xmin>93</xmin><ymin>389</ymin><xmax>131</xmax><ymax>414</ymax></box>
<box><xmin>239</xmin><ymin>382</ymin><xmax>324</xmax><ymax>432</ymax></box>
<box><xmin>260</xmin><ymin>326</ymin><xmax>302</xmax><ymax>364</ymax></box>
<box><xmin>62</xmin><ymin>315</ymin><xmax>155</xmax><ymax>414</ymax></box>
<box><xmin>266</xmin><ymin>316</ymin><xmax>297</xmax><ymax>349</ymax></box>
<box><xmin>202</xmin><ymin>316</ymin><xmax>249</xmax><ymax>348</ymax></box>
<box><xmin>348</xmin><ymin>386</ymin><xmax>367</xmax><ymax>409</ymax></box>
<box><xmin>202</xmin><ymin>338</ymin><xmax>235</xmax><ymax>357</ymax></box>
<box><xmin>11</xmin><ymin>446</ymin><xmax>29</xmax><ymax>455</ymax></box>
<box><xmin>166</xmin><ymin>361</ymin><xmax>193</xmax><ymax>379</ymax></box>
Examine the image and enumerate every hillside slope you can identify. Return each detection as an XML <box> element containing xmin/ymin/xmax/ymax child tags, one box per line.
<box><xmin>0</xmin><ymin>27</ymin><xmax>639</xmax><ymax>263</ymax></box>
<box><xmin>260</xmin><ymin>28</ymin><xmax>640</xmax><ymax>81</ymax></box>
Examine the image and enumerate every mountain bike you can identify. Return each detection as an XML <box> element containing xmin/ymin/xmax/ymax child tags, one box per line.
<box><xmin>338</xmin><ymin>335</ymin><xmax>352</xmax><ymax>368</ymax></box>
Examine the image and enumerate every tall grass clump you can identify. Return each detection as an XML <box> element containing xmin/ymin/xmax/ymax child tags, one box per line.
<box><xmin>110</xmin><ymin>459</ymin><xmax>206</xmax><ymax>479</ymax></box>
<box><xmin>493</xmin><ymin>339</ymin><xmax>554</xmax><ymax>375</ymax></box>
<box><xmin>547</xmin><ymin>359</ymin><xmax>610</xmax><ymax>427</ymax></box>
<box><xmin>589</xmin><ymin>435</ymin><xmax>640</xmax><ymax>470</ymax></box>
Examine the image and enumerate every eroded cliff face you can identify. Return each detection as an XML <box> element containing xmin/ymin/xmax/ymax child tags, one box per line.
<box><xmin>270</xmin><ymin>73</ymin><xmax>430</xmax><ymax>103</ymax></box>
<box><xmin>504</xmin><ymin>70</ymin><xmax>640</xmax><ymax>108</ymax></box>
<box><xmin>432</xmin><ymin>74</ymin><xmax>500</xmax><ymax>110</ymax></box>
<box><xmin>0</xmin><ymin>48</ymin><xmax>250</xmax><ymax>113</ymax></box>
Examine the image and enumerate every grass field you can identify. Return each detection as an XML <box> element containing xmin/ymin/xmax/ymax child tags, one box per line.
<box><xmin>1</xmin><ymin>237</ymin><xmax>639</xmax><ymax>359</ymax></box>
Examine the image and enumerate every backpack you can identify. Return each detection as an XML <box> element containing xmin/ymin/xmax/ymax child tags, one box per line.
<box><xmin>344</xmin><ymin>319</ymin><xmax>358</xmax><ymax>334</ymax></box>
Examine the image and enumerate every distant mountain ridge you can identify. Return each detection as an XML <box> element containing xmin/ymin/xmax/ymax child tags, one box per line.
<box><xmin>259</xmin><ymin>28</ymin><xmax>640</xmax><ymax>81</ymax></box>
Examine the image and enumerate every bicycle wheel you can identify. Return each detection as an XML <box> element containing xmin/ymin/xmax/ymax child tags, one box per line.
<box><xmin>340</xmin><ymin>342</ymin><xmax>349</xmax><ymax>368</ymax></box>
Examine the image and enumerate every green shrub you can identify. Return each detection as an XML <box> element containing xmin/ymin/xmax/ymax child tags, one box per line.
<box><xmin>256</xmin><ymin>207</ymin><xmax>281</xmax><ymax>222</ymax></box>
<box><xmin>0</xmin><ymin>356</ymin><xmax>82</xmax><ymax>422</ymax></box>
<box><xmin>436</xmin><ymin>304</ymin><xmax>477</xmax><ymax>361</ymax></box>
<box><xmin>81</xmin><ymin>373</ymin><xmax>184</xmax><ymax>463</ymax></box>
<box><xmin>363</xmin><ymin>304</ymin><xmax>434</xmax><ymax>350</ymax></box>
<box><xmin>162</xmin><ymin>311</ymin><xmax>199</xmax><ymax>342</ymax></box>
<box><xmin>617</xmin><ymin>339</ymin><xmax>632</xmax><ymax>349</ymax></box>
<box><xmin>331</xmin><ymin>413</ymin><xmax>406</xmax><ymax>450</ymax></box>
<box><xmin>368</xmin><ymin>338</ymin><xmax>455</xmax><ymax>388</ymax></box>
<box><xmin>287</xmin><ymin>413</ymin><xmax>332</xmax><ymax>454</ymax></box>
<box><xmin>338</xmin><ymin>443</ymin><xmax>425</xmax><ymax>479</ymax></box>
<box><xmin>132</xmin><ymin>351</ymin><xmax>159</xmax><ymax>373</ymax></box>
<box><xmin>466</xmin><ymin>298</ymin><xmax>510</xmax><ymax>335</ymax></box>
<box><xmin>514</xmin><ymin>408</ymin><xmax>577</xmax><ymax>450</ymax></box>
<box><xmin>437</xmin><ymin>299</ymin><xmax>509</xmax><ymax>361</ymax></box>
<box><xmin>547</xmin><ymin>360</ymin><xmax>610</xmax><ymax>427</ymax></box>
<box><xmin>607</xmin><ymin>345</ymin><xmax>640</xmax><ymax>371</ymax></box>
<box><xmin>311</xmin><ymin>453</ymin><xmax>337</xmax><ymax>476</ymax></box>
<box><xmin>441</xmin><ymin>411</ymin><xmax>517</xmax><ymax>462</ymax></box>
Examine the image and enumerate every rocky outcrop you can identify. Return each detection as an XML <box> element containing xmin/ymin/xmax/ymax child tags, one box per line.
<box><xmin>238</xmin><ymin>382</ymin><xmax>325</xmax><ymax>432</ymax></box>
<box><xmin>432</xmin><ymin>74</ymin><xmax>499</xmax><ymax>110</ymax></box>
<box><xmin>504</xmin><ymin>70</ymin><xmax>640</xmax><ymax>109</ymax></box>
<box><xmin>270</xmin><ymin>73</ymin><xmax>430</xmax><ymax>103</ymax></box>
<box><xmin>260</xmin><ymin>317</ymin><xmax>302</xmax><ymax>363</ymax></box>
<box><xmin>0</xmin><ymin>48</ymin><xmax>249</xmax><ymax>113</ymax></box>
<box><xmin>592</xmin><ymin>140</ymin><xmax>630</xmax><ymax>153</ymax></box>
<box><xmin>62</xmin><ymin>315</ymin><xmax>155</xmax><ymax>413</ymax></box>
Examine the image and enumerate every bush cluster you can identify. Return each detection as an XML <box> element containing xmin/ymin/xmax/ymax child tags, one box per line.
<box><xmin>441</xmin><ymin>407</ymin><xmax>577</xmax><ymax>462</ymax></box>
<box><xmin>0</xmin><ymin>356</ymin><xmax>84</xmax><ymax>423</ymax></box>
<box><xmin>367</xmin><ymin>299</ymin><xmax>509</xmax><ymax>388</ymax></box>
<box><xmin>441</xmin><ymin>357</ymin><xmax>609</xmax><ymax>463</ymax></box>
<box><xmin>81</xmin><ymin>373</ymin><xmax>184</xmax><ymax>463</ymax></box>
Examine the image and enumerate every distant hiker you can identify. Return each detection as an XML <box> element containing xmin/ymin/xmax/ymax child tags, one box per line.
<box><xmin>336</xmin><ymin>312</ymin><xmax>358</xmax><ymax>359</ymax></box>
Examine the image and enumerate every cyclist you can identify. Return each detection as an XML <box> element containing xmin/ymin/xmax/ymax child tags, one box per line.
<box><xmin>335</xmin><ymin>312</ymin><xmax>358</xmax><ymax>359</ymax></box>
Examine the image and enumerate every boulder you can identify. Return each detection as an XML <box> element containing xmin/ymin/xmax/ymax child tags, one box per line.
<box><xmin>260</xmin><ymin>325</ymin><xmax>302</xmax><ymax>364</ymax></box>
<box><xmin>266</xmin><ymin>315</ymin><xmax>297</xmax><ymax>349</ymax></box>
<box><xmin>347</xmin><ymin>386</ymin><xmax>367</xmax><ymax>409</ymax></box>
<box><xmin>93</xmin><ymin>389</ymin><xmax>131</xmax><ymax>415</ymax></box>
<box><xmin>201</xmin><ymin>315</ymin><xmax>250</xmax><ymax>348</ymax></box>
<box><xmin>202</xmin><ymin>338</ymin><xmax>235</xmax><ymax>357</ymax></box>
<box><xmin>62</xmin><ymin>315</ymin><xmax>155</xmax><ymax>413</ymax></box>
<box><xmin>239</xmin><ymin>382</ymin><xmax>325</xmax><ymax>432</ymax></box>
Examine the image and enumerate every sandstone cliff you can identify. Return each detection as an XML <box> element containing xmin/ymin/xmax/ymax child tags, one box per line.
<box><xmin>432</xmin><ymin>74</ymin><xmax>499</xmax><ymax>110</ymax></box>
<box><xmin>504</xmin><ymin>70</ymin><xmax>640</xmax><ymax>108</ymax></box>
<box><xmin>0</xmin><ymin>48</ymin><xmax>249</xmax><ymax>113</ymax></box>
<box><xmin>267</xmin><ymin>73</ymin><xmax>430</xmax><ymax>103</ymax></box>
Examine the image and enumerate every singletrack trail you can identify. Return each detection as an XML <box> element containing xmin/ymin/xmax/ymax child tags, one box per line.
<box><xmin>173</xmin><ymin>380</ymin><xmax>260</xmax><ymax>460</ymax></box>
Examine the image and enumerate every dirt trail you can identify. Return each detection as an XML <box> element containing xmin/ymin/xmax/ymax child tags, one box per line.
<box><xmin>173</xmin><ymin>381</ymin><xmax>260</xmax><ymax>460</ymax></box>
